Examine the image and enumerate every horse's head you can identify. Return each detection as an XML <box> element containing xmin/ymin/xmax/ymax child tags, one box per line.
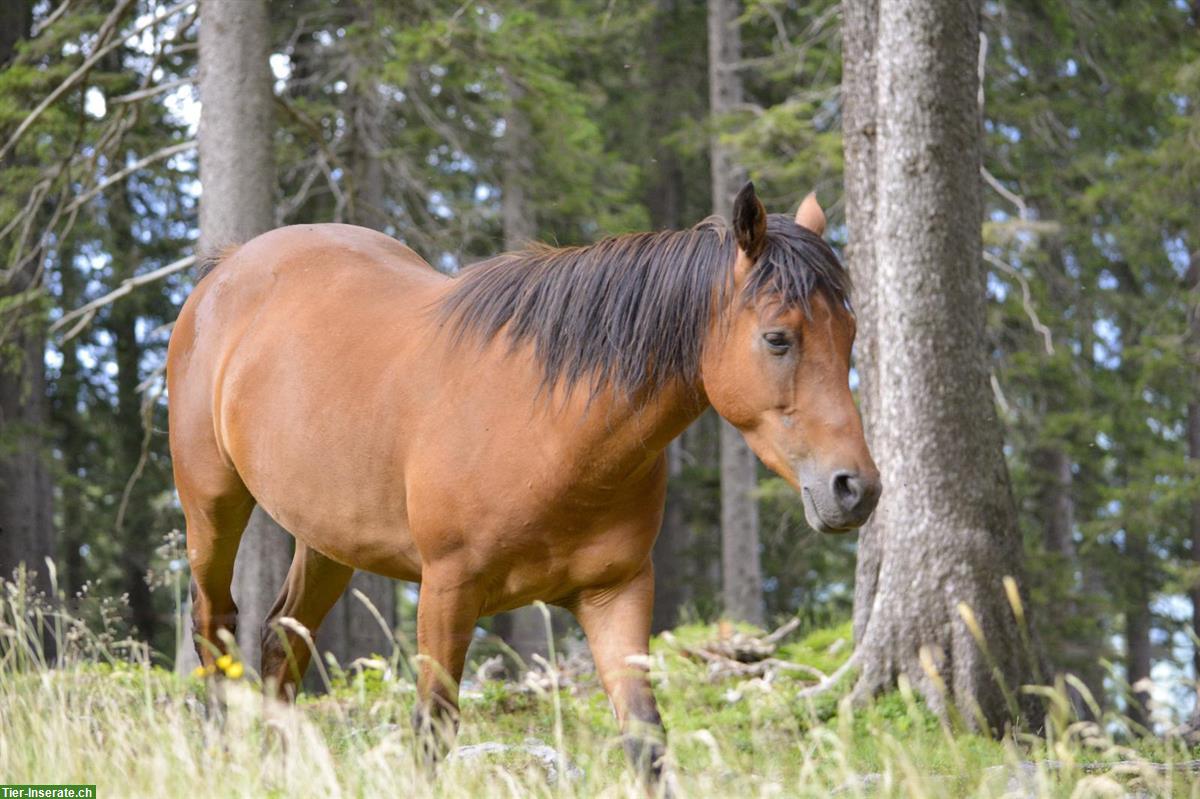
<box><xmin>701</xmin><ymin>183</ymin><xmax>880</xmax><ymax>533</ymax></box>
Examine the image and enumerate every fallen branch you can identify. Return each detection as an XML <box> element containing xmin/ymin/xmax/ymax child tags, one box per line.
<box><xmin>795</xmin><ymin>651</ymin><xmax>857</xmax><ymax>700</ymax></box>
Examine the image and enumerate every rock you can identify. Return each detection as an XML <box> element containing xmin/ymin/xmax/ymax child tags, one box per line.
<box><xmin>450</xmin><ymin>739</ymin><xmax>584</xmax><ymax>786</ymax></box>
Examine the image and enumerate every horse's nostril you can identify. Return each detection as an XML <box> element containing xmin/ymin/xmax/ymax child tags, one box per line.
<box><xmin>831</xmin><ymin>471</ymin><xmax>863</xmax><ymax>512</ymax></box>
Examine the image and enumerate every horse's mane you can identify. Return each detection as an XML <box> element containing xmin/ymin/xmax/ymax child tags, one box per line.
<box><xmin>437</xmin><ymin>213</ymin><xmax>850</xmax><ymax>400</ymax></box>
<box><xmin>196</xmin><ymin>243</ymin><xmax>243</xmax><ymax>281</ymax></box>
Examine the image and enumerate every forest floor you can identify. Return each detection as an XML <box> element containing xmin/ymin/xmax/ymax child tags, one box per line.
<box><xmin>1</xmin><ymin>603</ymin><xmax>1198</xmax><ymax>798</ymax></box>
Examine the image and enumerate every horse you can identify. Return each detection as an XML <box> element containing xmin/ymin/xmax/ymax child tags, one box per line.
<box><xmin>167</xmin><ymin>181</ymin><xmax>880</xmax><ymax>786</ymax></box>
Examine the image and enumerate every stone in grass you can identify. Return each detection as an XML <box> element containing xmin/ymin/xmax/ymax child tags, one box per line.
<box><xmin>450</xmin><ymin>739</ymin><xmax>585</xmax><ymax>786</ymax></box>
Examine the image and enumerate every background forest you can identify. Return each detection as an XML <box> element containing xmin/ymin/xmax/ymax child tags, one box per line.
<box><xmin>1</xmin><ymin>0</ymin><xmax>1198</xmax><ymax>762</ymax></box>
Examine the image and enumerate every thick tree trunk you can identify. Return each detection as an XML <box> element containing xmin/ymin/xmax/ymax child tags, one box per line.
<box><xmin>0</xmin><ymin>0</ymin><xmax>54</xmax><ymax>595</ymax></box>
<box><xmin>844</xmin><ymin>0</ymin><xmax>1042</xmax><ymax>730</ymax></box>
<box><xmin>709</xmin><ymin>0</ymin><xmax>764</xmax><ymax>628</ymax></box>
<box><xmin>648</xmin><ymin>1</ymin><xmax>692</xmax><ymax>632</ymax></box>
<box><xmin>197</xmin><ymin>0</ymin><xmax>288</xmax><ymax>672</ymax></box>
<box><xmin>841</xmin><ymin>0</ymin><xmax>882</xmax><ymax>647</ymax></box>
<box><xmin>315</xmin><ymin>39</ymin><xmax>398</xmax><ymax>675</ymax></box>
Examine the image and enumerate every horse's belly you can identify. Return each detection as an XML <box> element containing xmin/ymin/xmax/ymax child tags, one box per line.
<box><xmin>255</xmin><ymin>487</ymin><xmax>423</xmax><ymax>581</ymax></box>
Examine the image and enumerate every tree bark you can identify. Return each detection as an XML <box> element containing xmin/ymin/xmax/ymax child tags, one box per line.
<box><xmin>49</xmin><ymin>243</ymin><xmax>86</xmax><ymax>598</ymax></box>
<box><xmin>1188</xmin><ymin>246</ymin><xmax>1200</xmax><ymax>726</ymax></box>
<box><xmin>197</xmin><ymin>0</ymin><xmax>289</xmax><ymax>672</ymax></box>
<box><xmin>0</xmin><ymin>0</ymin><xmax>54</xmax><ymax>596</ymax></box>
<box><xmin>0</xmin><ymin>0</ymin><xmax>31</xmax><ymax>67</ymax></box>
<box><xmin>648</xmin><ymin>0</ymin><xmax>692</xmax><ymax>632</ymax></box>
<box><xmin>842</xmin><ymin>0</ymin><xmax>882</xmax><ymax>647</ymax></box>
<box><xmin>844</xmin><ymin>0</ymin><xmax>1042</xmax><ymax>730</ymax></box>
<box><xmin>1123</xmin><ymin>528</ymin><xmax>1153</xmax><ymax>729</ymax></box>
<box><xmin>709</xmin><ymin>0</ymin><xmax>764</xmax><ymax>628</ymax></box>
<box><xmin>0</xmin><ymin>301</ymin><xmax>54</xmax><ymax>590</ymax></box>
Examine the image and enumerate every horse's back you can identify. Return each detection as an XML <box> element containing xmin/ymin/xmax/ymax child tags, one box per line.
<box><xmin>170</xmin><ymin>223</ymin><xmax>444</xmax><ymax>404</ymax></box>
<box><xmin>200</xmin><ymin>223</ymin><xmax>442</xmax><ymax>301</ymax></box>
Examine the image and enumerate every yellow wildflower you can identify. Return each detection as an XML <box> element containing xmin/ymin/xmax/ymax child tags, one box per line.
<box><xmin>225</xmin><ymin>662</ymin><xmax>244</xmax><ymax>679</ymax></box>
<box><xmin>216</xmin><ymin>654</ymin><xmax>234</xmax><ymax>672</ymax></box>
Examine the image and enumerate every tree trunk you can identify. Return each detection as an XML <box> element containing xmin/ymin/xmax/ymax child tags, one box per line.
<box><xmin>648</xmin><ymin>0</ymin><xmax>691</xmax><ymax>632</ymax></box>
<box><xmin>0</xmin><ymin>308</ymin><xmax>54</xmax><ymax>590</ymax></box>
<box><xmin>196</xmin><ymin>0</ymin><xmax>289</xmax><ymax>673</ymax></box>
<box><xmin>844</xmin><ymin>0</ymin><xmax>1042</xmax><ymax>731</ymax></box>
<box><xmin>841</xmin><ymin>0</ymin><xmax>882</xmax><ymax>647</ymax></box>
<box><xmin>50</xmin><ymin>244</ymin><xmax>86</xmax><ymax>598</ymax></box>
<box><xmin>708</xmin><ymin>0</ymin><xmax>764</xmax><ymax>628</ymax></box>
<box><xmin>1188</xmin><ymin>247</ymin><xmax>1200</xmax><ymax>726</ymax></box>
<box><xmin>1034</xmin><ymin>447</ymin><xmax>1075</xmax><ymax>560</ymax></box>
<box><xmin>314</xmin><ymin>30</ymin><xmax>398</xmax><ymax>675</ymax></box>
<box><xmin>1123</xmin><ymin>529</ymin><xmax>1152</xmax><ymax>729</ymax></box>
<box><xmin>0</xmin><ymin>0</ymin><xmax>54</xmax><ymax>596</ymax></box>
<box><xmin>0</xmin><ymin>0</ymin><xmax>31</xmax><ymax>66</ymax></box>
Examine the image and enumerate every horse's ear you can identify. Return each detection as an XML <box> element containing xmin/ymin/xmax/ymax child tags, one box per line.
<box><xmin>733</xmin><ymin>182</ymin><xmax>767</xmax><ymax>260</ymax></box>
<box><xmin>795</xmin><ymin>192</ymin><xmax>826</xmax><ymax>236</ymax></box>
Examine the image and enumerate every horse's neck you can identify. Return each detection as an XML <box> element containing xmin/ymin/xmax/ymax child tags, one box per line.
<box><xmin>561</xmin><ymin>380</ymin><xmax>709</xmax><ymax>474</ymax></box>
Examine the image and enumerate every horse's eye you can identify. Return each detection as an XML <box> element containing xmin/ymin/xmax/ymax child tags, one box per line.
<box><xmin>762</xmin><ymin>331</ymin><xmax>791</xmax><ymax>355</ymax></box>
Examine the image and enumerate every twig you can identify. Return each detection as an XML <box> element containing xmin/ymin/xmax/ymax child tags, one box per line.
<box><xmin>983</xmin><ymin>251</ymin><xmax>1055</xmax><ymax>355</ymax></box>
<box><xmin>51</xmin><ymin>254</ymin><xmax>196</xmax><ymax>340</ymax></box>
<box><xmin>31</xmin><ymin>0</ymin><xmax>73</xmax><ymax>38</ymax></box>
<box><xmin>109</xmin><ymin>77</ymin><xmax>192</xmax><ymax>105</ymax></box>
<box><xmin>0</xmin><ymin>0</ymin><xmax>144</xmax><ymax>163</ymax></box>
<box><xmin>981</xmin><ymin>166</ymin><xmax>1029</xmax><ymax>220</ymax></box>
<box><xmin>62</xmin><ymin>140</ymin><xmax>196</xmax><ymax>216</ymax></box>
<box><xmin>795</xmin><ymin>651</ymin><xmax>857</xmax><ymax>700</ymax></box>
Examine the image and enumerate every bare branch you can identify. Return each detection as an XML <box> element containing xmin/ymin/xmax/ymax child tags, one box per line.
<box><xmin>63</xmin><ymin>140</ymin><xmax>196</xmax><ymax>216</ymax></box>
<box><xmin>983</xmin><ymin>251</ymin><xmax>1055</xmax><ymax>355</ymax></box>
<box><xmin>795</xmin><ymin>652</ymin><xmax>858</xmax><ymax>700</ymax></box>
<box><xmin>982</xmin><ymin>166</ymin><xmax>1030</xmax><ymax>220</ymax></box>
<box><xmin>110</xmin><ymin>77</ymin><xmax>192</xmax><ymax>104</ymax></box>
<box><xmin>31</xmin><ymin>0</ymin><xmax>73</xmax><ymax>38</ymax></box>
<box><xmin>52</xmin><ymin>254</ymin><xmax>196</xmax><ymax>341</ymax></box>
<box><xmin>0</xmin><ymin>0</ymin><xmax>194</xmax><ymax>163</ymax></box>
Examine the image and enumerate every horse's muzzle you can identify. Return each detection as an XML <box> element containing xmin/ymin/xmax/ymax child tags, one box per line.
<box><xmin>800</xmin><ymin>467</ymin><xmax>881</xmax><ymax>534</ymax></box>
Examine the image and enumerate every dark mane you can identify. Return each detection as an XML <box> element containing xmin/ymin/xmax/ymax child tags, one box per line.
<box><xmin>196</xmin><ymin>243</ymin><xmax>242</xmax><ymax>282</ymax></box>
<box><xmin>438</xmin><ymin>213</ymin><xmax>850</xmax><ymax>399</ymax></box>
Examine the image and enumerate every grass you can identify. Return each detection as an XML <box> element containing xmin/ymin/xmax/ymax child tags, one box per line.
<box><xmin>2</xmin><ymin>578</ymin><xmax>1199</xmax><ymax>797</ymax></box>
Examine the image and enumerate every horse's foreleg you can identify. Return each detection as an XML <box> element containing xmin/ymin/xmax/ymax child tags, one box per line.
<box><xmin>260</xmin><ymin>542</ymin><xmax>355</xmax><ymax>699</ymax></box>
<box><xmin>412</xmin><ymin>571</ymin><xmax>480</xmax><ymax>772</ymax></box>
<box><xmin>573</xmin><ymin>562</ymin><xmax>668</xmax><ymax>791</ymax></box>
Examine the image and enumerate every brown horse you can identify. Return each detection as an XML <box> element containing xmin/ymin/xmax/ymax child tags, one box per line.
<box><xmin>167</xmin><ymin>182</ymin><xmax>879</xmax><ymax>784</ymax></box>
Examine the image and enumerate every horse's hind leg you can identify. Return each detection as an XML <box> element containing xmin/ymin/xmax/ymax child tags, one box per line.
<box><xmin>178</xmin><ymin>478</ymin><xmax>255</xmax><ymax>667</ymax></box>
<box><xmin>260</xmin><ymin>542</ymin><xmax>354</xmax><ymax>699</ymax></box>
